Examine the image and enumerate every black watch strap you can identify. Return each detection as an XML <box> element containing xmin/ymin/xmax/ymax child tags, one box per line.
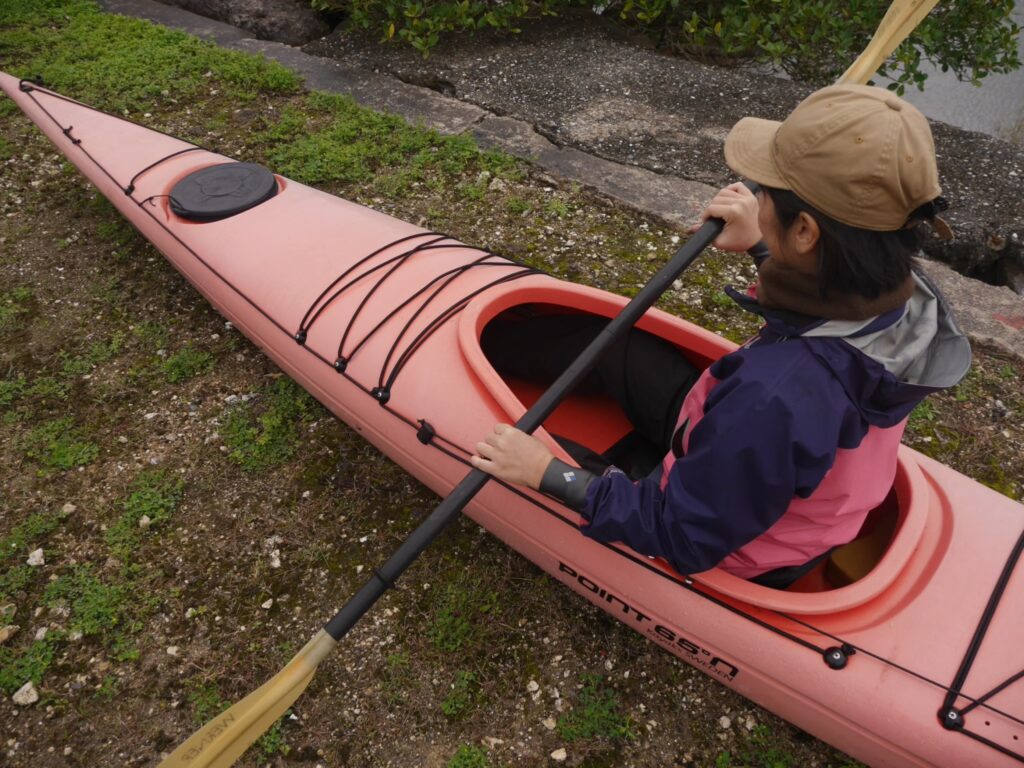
<box><xmin>539</xmin><ymin>458</ymin><xmax>597</xmax><ymax>512</ymax></box>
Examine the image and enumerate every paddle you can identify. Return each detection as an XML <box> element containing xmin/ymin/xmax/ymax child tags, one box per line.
<box><xmin>157</xmin><ymin>3</ymin><xmax>939</xmax><ymax>764</ymax></box>
<box><xmin>839</xmin><ymin>0</ymin><xmax>939</xmax><ymax>85</ymax></box>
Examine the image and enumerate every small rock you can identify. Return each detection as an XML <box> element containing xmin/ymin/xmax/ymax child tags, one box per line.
<box><xmin>542</xmin><ymin>717</ymin><xmax>557</xmax><ymax>730</ymax></box>
<box><xmin>61</xmin><ymin>503</ymin><xmax>76</xmax><ymax>514</ymax></box>
<box><xmin>526</xmin><ymin>680</ymin><xmax>540</xmax><ymax>693</ymax></box>
<box><xmin>166</xmin><ymin>646</ymin><xmax>179</xmax><ymax>657</ymax></box>
<box><xmin>35</xmin><ymin>627</ymin><xmax>47</xmax><ymax>641</ymax></box>
<box><xmin>12</xmin><ymin>681</ymin><xmax>38</xmax><ymax>706</ymax></box>
<box><xmin>26</xmin><ymin>549</ymin><xmax>44</xmax><ymax>567</ymax></box>
<box><xmin>68</xmin><ymin>630</ymin><xmax>83</xmax><ymax>642</ymax></box>
<box><xmin>489</xmin><ymin>177</ymin><xmax>509</xmax><ymax>193</ymax></box>
<box><xmin>269</xmin><ymin>550</ymin><xmax>281</xmax><ymax>569</ymax></box>
<box><xmin>143</xmin><ymin>412</ymin><xmax>158</xmax><ymax>420</ymax></box>
<box><xmin>719</xmin><ymin>715</ymin><xmax>732</xmax><ymax>729</ymax></box>
<box><xmin>482</xmin><ymin>737</ymin><xmax>504</xmax><ymax>749</ymax></box>
<box><xmin>550</xmin><ymin>747</ymin><xmax>567</xmax><ymax>762</ymax></box>
<box><xmin>138</xmin><ymin>515</ymin><xmax>152</xmax><ymax>530</ymax></box>
<box><xmin>117</xmin><ymin>435</ymin><xmax>129</xmax><ymax>444</ymax></box>
<box><xmin>185</xmin><ymin>608</ymin><xmax>197</xmax><ymax>619</ymax></box>
<box><xmin>261</xmin><ymin>598</ymin><xmax>274</xmax><ymax>610</ymax></box>
<box><xmin>0</xmin><ymin>625</ymin><xmax>19</xmax><ymax>645</ymax></box>
<box><xmin>64</xmin><ymin>746</ymin><xmax>72</xmax><ymax>756</ymax></box>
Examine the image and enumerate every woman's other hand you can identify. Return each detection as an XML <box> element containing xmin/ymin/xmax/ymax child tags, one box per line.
<box><xmin>692</xmin><ymin>182</ymin><xmax>762</xmax><ymax>252</ymax></box>
<box><xmin>471</xmin><ymin>423</ymin><xmax>554</xmax><ymax>490</ymax></box>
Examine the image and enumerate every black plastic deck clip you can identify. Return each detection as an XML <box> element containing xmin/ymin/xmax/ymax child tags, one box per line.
<box><xmin>939</xmin><ymin>708</ymin><xmax>964</xmax><ymax>731</ymax></box>
<box><xmin>293</xmin><ymin>330</ymin><xmax>307</xmax><ymax>345</ymax></box>
<box><xmin>823</xmin><ymin>644</ymin><xmax>855</xmax><ymax>670</ymax></box>
<box><xmin>333</xmin><ymin>357</ymin><xmax>347</xmax><ymax>373</ymax></box>
<box><xmin>370</xmin><ymin>387</ymin><xmax>390</xmax><ymax>406</ymax></box>
<box><xmin>416</xmin><ymin>419</ymin><xmax>436</xmax><ymax>445</ymax></box>
<box><xmin>62</xmin><ymin>126</ymin><xmax>81</xmax><ymax>145</ymax></box>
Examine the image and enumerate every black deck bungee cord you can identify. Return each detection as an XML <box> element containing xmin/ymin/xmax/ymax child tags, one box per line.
<box><xmin>377</xmin><ymin>269</ymin><xmax>539</xmax><ymax>399</ymax></box>
<box><xmin>348</xmin><ymin>254</ymin><xmax>511</xmax><ymax>369</ymax></box>
<box><xmin>20</xmin><ymin>80</ymin><xmax>1023</xmax><ymax>761</ymax></box>
<box><xmin>297</xmin><ymin>232</ymin><xmax>451</xmax><ymax>340</ymax></box>
<box><xmin>327</xmin><ymin>241</ymin><xmax>495</xmax><ymax>367</ymax></box>
<box><xmin>125</xmin><ymin>146</ymin><xmax>204</xmax><ymax>195</ymax></box>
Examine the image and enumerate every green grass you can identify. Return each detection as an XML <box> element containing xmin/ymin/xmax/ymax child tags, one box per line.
<box><xmin>448</xmin><ymin>744</ymin><xmax>492</xmax><ymax>768</ymax></box>
<box><xmin>59</xmin><ymin>332</ymin><xmax>125</xmax><ymax>378</ymax></box>
<box><xmin>0</xmin><ymin>636</ymin><xmax>58</xmax><ymax>695</ymax></box>
<box><xmin>715</xmin><ymin>724</ymin><xmax>815</xmax><ymax>768</ymax></box>
<box><xmin>222</xmin><ymin>378</ymin><xmax>319</xmax><ymax>472</ymax></box>
<box><xmin>44</xmin><ymin>565</ymin><xmax>136</xmax><ymax>642</ymax></box>
<box><xmin>0</xmin><ymin>507</ymin><xmax>68</xmax><ymax>565</ymax></box>
<box><xmin>557</xmin><ymin>673</ymin><xmax>634</xmax><ymax>743</ymax></box>
<box><xmin>441</xmin><ymin>669</ymin><xmax>478</xmax><ymax>718</ymax></box>
<box><xmin>162</xmin><ymin>344</ymin><xmax>214</xmax><ymax>384</ymax></box>
<box><xmin>0</xmin><ymin>287</ymin><xmax>33</xmax><ymax>333</ymax></box>
<box><xmin>0</xmin><ymin>564</ymin><xmax>37</xmax><ymax>602</ymax></box>
<box><xmin>429</xmin><ymin>581</ymin><xmax>500</xmax><ymax>652</ymax></box>
<box><xmin>104</xmin><ymin>470</ymin><xmax>185</xmax><ymax>560</ymax></box>
<box><xmin>0</xmin><ymin>0</ymin><xmax>299</xmax><ymax>115</ymax></box>
<box><xmin>19</xmin><ymin>417</ymin><xmax>99</xmax><ymax>470</ymax></box>
<box><xmin>261</xmin><ymin>92</ymin><xmax>517</xmax><ymax>189</ymax></box>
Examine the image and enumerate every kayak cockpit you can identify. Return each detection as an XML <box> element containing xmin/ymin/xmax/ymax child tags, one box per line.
<box><xmin>459</xmin><ymin>282</ymin><xmax>938</xmax><ymax>616</ymax></box>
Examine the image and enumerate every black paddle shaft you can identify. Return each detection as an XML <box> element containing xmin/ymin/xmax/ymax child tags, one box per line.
<box><xmin>324</xmin><ymin>214</ymin><xmax>730</xmax><ymax>641</ymax></box>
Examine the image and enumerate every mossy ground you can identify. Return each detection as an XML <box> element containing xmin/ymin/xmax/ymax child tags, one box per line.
<box><xmin>2</xmin><ymin>2</ymin><xmax>1022</xmax><ymax>768</ymax></box>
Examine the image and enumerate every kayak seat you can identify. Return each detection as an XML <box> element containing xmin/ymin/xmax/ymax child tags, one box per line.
<box><xmin>826</xmin><ymin>488</ymin><xmax>901</xmax><ymax>587</ymax></box>
<box><xmin>786</xmin><ymin>487</ymin><xmax>901</xmax><ymax>592</ymax></box>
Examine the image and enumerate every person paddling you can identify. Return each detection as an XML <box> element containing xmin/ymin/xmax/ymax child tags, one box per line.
<box><xmin>471</xmin><ymin>84</ymin><xmax>972</xmax><ymax>588</ymax></box>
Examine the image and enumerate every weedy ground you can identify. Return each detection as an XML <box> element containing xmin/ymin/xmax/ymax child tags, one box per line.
<box><xmin>1</xmin><ymin>2</ymin><xmax>1022</xmax><ymax>768</ymax></box>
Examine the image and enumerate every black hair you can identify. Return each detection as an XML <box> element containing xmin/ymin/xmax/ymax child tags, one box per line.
<box><xmin>763</xmin><ymin>187</ymin><xmax>939</xmax><ymax>301</ymax></box>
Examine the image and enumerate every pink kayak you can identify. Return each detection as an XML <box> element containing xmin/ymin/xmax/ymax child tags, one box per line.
<box><xmin>3</xmin><ymin>72</ymin><xmax>1022</xmax><ymax>768</ymax></box>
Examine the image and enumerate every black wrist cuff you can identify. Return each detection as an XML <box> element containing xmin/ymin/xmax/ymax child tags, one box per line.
<box><xmin>747</xmin><ymin>240</ymin><xmax>771</xmax><ymax>266</ymax></box>
<box><xmin>539</xmin><ymin>458</ymin><xmax>596</xmax><ymax>512</ymax></box>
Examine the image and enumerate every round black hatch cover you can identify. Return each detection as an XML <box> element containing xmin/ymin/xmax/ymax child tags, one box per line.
<box><xmin>169</xmin><ymin>162</ymin><xmax>278</xmax><ymax>222</ymax></box>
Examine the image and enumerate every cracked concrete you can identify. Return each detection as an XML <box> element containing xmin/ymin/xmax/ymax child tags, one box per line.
<box><xmin>89</xmin><ymin>0</ymin><xmax>1024</xmax><ymax>360</ymax></box>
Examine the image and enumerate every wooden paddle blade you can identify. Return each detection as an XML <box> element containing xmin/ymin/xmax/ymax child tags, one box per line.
<box><xmin>158</xmin><ymin>630</ymin><xmax>336</xmax><ymax>768</ymax></box>
<box><xmin>838</xmin><ymin>0</ymin><xmax>939</xmax><ymax>85</ymax></box>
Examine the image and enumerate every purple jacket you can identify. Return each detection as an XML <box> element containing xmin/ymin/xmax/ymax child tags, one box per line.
<box><xmin>580</xmin><ymin>271</ymin><xmax>971</xmax><ymax>578</ymax></box>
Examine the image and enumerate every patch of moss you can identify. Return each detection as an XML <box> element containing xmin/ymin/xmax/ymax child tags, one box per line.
<box><xmin>0</xmin><ymin>287</ymin><xmax>33</xmax><ymax>334</ymax></box>
<box><xmin>448</xmin><ymin>745</ymin><xmax>492</xmax><ymax>768</ymax></box>
<box><xmin>557</xmin><ymin>673</ymin><xmax>634</xmax><ymax>743</ymax></box>
<box><xmin>104</xmin><ymin>470</ymin><xmax>185</xmax><ymax>561</ymax></box>
<box><xmin>429</xmin><ymin>581</ymin><xmax>500</xmax><ymax>653</ymax></box>
<box><xmin>0</xmin><ymin>635</ymin><xmax>58</xmax><ymax>695</ymax></box>
<box><xmin>162</xmin><ymin>344</ymin><xmax>214</xmax><ymax>384</ymax></box>
<box><xmin>221</xmin><ymin>378</ymin><xmax>319</xmax><ymax>472</ymax></box>
<box><xmin>0</xmin><ymin>507</ymin><xmax>68</xmax><ymax>565</ymax></box>
<box><xmin>19</xmin><ymin>417</ymin><xmax>100</xmax><ymax>470</ymax></box>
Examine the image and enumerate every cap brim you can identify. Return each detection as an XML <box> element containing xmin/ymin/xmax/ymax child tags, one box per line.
<box><xmin>723</xmin><ymin>117</ymin><xmax>789</xmax><ymax>189</ymax></box>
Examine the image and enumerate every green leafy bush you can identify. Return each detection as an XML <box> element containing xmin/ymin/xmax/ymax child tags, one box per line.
<box><xmin>312</xmin><ymin>0</ymin><xmax>1020</xmax><ymax>91</ymax></box>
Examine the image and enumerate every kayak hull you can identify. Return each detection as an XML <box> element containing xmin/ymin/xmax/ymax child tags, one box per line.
<box><xmin>3</xmin><ymin>73</ymin><xmax>1022</xmax><ymax>768</ymax></box>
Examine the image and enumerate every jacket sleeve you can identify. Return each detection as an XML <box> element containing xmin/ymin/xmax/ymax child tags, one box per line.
<box><xmin>579</xmin><ymin>351</ymin><xmax>851</xmax><ymax>574</ymax></box>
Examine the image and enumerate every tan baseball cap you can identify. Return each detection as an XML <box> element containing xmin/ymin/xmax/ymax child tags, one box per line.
<box><xmin>724</xmin><ymin>84</ymin><xmax>941</xmax><ymax>232</ymax></box>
